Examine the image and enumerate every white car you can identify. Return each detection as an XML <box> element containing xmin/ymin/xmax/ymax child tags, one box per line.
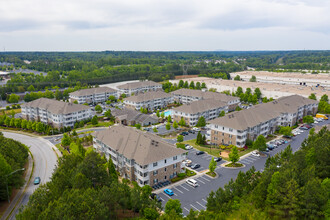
<box><xmin>192</xmin><ymin>127</ymin><xmax>201</xmax><ymax>132</ymax></box>
<box><xmin>185</xmin><ymin>145</ymin><xmax>193</xmax><ymax>150</ymax></box>
<box><xmin>251</xmin><ymin>152</ymin><xmax>260</xmax><ymax>157</ymax></box>
<box><xmin>186</xmin><ymin>179</ymin><xmax>198</xmax><ymax>187</ymax></box>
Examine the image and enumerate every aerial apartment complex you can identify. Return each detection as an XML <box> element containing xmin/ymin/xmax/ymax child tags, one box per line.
<box><xmin>21</xmin><ymin>98</ymin><xmax>92</xmax><ymax>128</ymax></box>
<box><xmin>208</xmin><ymin>95</ymin><xmax>318</xmax><ymax>147</ymax></box>
<box><xmin>171</xmin><ymin>88</ymin><xmax>240</xmax><ymax>111</ymax></box>
<box><xmin>69</xmin><ymin>87</ymin><xmax>118</xmax><ymax>104</ymax></box>
<box><xmin>112</xmin><ymin>107</ymin><xmax>159</xmax><ymax>126</ymax></box>
<box><xmin>93</xmin><ymin>125</ymin><xmax>186</xmax><ymax>187</ymax></box>
<box><xmin>124</xmin><ymin>91</ymin><xmax>173</xmax><ymax>111</ymax></box>
<box><xmin>172</xmin><ymin>99</ymin><xmax>228</xmax><ymax>126</ymax></box>
<box><xmin>117</xmin><ymin>81</ymin><xmax>162</xmax><ymax>96</ymax></box>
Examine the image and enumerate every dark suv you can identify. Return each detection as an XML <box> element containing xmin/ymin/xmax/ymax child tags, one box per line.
<box><xmin>196</xmin><ymin>151</ymin><xmax>205</xmax><ymax>155</ymax></box>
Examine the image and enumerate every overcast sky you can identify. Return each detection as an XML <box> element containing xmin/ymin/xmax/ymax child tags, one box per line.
<box><xmin>1</xmin><ymin>0</ymin><xmax>330</xmax><ymax>51</ymax></box>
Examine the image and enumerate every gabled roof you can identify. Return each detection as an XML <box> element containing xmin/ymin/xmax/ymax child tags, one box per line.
<box><xmin>209</xmin><ymin>95</ymin><xmax>318</xmax><ymax>130</ymax></box>
<box><xmin>93</xmin><ymin>125</ymin><xmax>186</xmax><ymax>165</ymax></box>
<box><xmin>117</xmin><ymin>81</ymin><xmax>161</xmax><ymax>90</ymax></box>
<box><xmin>112</xmin><ymin>107</ymin><xmax>158</xmax><ymax>123</ymax></box>
<box><xmin>171</xmin><ymin>88</ymin><xmax>239</xmax><ymax>102</ymax></box>
<box><xmin>21</xmin><ymin>98</ymin><xmax>90</xmax><ymax>115</ymax></box>
<box><xmin>124</xmin><ymin>91</ymin><xmax>172</xmax><ymax>102</ymax></box>
<box><xmin>173</xmin><ymin>99</ymin><xmax>227</xmax><ymax>114</ymax></box>
<box><xmin>69</xmin><ymin>87</ymin><xmax>117</xmax><ymax>96</ymax></box>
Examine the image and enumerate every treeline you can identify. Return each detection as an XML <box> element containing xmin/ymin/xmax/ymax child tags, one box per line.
<box><xmin>16</xmin><ymin>151</ymin><xmax>161</xmax><ymax>219</ymax></box>
<box><xmin>0</xmin><ymin>132</ymin><xmax>29</xmax><ymax>201</ymax></box>
<box><xmin>162</xmin><ymin>80</ymin><xmax>207</xmax><ymax>93</ymax></box>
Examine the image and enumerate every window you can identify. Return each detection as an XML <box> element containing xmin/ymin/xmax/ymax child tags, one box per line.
<box><xmin>164</xmin><ymin>176</ymin><xmax>167</xmax><ymax>180</ymax></box>
<box><xmin>153</xmin><ymin>179</ymin><xmax>158</xmax><ymax>184</ymax></box>
<box><xmin>173</xmin><ymin>164</ymin><xmax>177</xmax><ymax>169</ymax></box>
<box><xmin>173</xmin><ymin>156</ymin><xmax>177</xmax><ymax>160</ymax></box>
<box><xmin>164</xmin><ymin>168</ymin><xmax>167</xmax><ymax>171</ymax></box>
<box><xmin>153</xmin><ymin>162</ymin><xmax>158</xmax><ymax>167</ymax></box>
<box><xmin>164</xmin><ymin>159</ymin><xmax>167</xmax><ymax>163</ymax></box>
<box><xmin>153</xmin><ymin>170</ymin><xmax>158</xmax><ymax>176</ymax></box>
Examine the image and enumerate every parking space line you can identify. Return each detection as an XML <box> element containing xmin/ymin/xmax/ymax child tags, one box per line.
<box><xmin>196</xmin><ymin>201</ymin><xmax>206</xmax><ymax>209</ymax></box>
<box><xmin>190</xmin><ymin>204</ymin><xmax>200</xmax><ymax>211</ymax></box>
<box><xmin>179</xmin><ymin>185</ymin><xmax>190</xmax><ymax>191</ymax></box>
<box><xmin>159</xmin><ymin>197</ymin><xmax>164</xmax><ymax>201</ymax></box>
<box><xmin>202</xmin><ymin>199</ymin><xmax>207</xmax><ymax>203</ymax></box>
<box><xmin>174</xmin><ymin>187</ymin><xmax>184</xmax><ymax>194</ymax></box>
<box><xmin>162</xmin><ymin>192</ymin><xmax>173</xmax><ymax>199</ymax></box>
<box><xmin>200</xmin><ymin>176</ymin><xmax>210</xmax><ymax>182</ymax></box>
<box><xmin>183</xmin><ymin>207</ymin><xmax>190</xmax><ymax>213</ymax></box>
<box><xmin>196</xmin><ymin>178</ymin><xmax>205</xmax><ymax>184</ymax></box>
<box><xmin>185</xmin><ymin>183</ymin><xmax>196</xmax><ymax>189</ymax></box>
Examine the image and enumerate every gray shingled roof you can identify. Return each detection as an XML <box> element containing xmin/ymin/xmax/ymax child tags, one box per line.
<box><xmin>173</xmin><ymin>99</ymin><xmax>227</xmax><ymax>114</ymax></box>
<box><xmin>124</xmin><ymin>91</ymin><xmax>172</xmax><ymax>102</ymax></box>
<box><xmin>171</xmin><ymin>88</ymin><xmax>238</xmax><ymax>102</ymax></box>
<box><xmin>117</xmin><ymin>81</ymin><xmax>161</xmax><ymax>90</ymax></box>
<box><xmin>69</xmin><ymin>87</ymin><xmax>117</xmax><ymax>96</ymax></box>
<box><xmin>112</xmin><ymin>107</ymin><xmax>158</xmax><ymax>123</ymax></box>
<box><xmin>209</xmin><ymin>95</ymin><xmax>318</xmax><ymax>130</ymax></box>
<box><xmin>21</xmin><ymin>98</ymin><xmax>90</xmax><ymax>115</ymax></box>
<box><xmin>93</xmin><ymin>125</ymin><xmax>186</xmax><ymax>165</ymax></box>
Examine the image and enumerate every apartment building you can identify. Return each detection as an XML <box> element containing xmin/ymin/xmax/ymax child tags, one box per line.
<box><xmin>69</xmin><ymin>87</ymin><xmax>118</xmax><ymax>104</ymax></box>
<box><xmin>117</xmin><ymin>81</ymin><xmax>162</xmax><ymax>96</ymax></box>
<box><xmin>208</xmin><ymin>95</ymin><xmax>318</xmax><ymax>147</ymax></box>
<box><xmin>171</xmin><ymin>88</ymin><xmax>240</xmax><ymax>111</ymax></box>
<box><xmin>93</xmin><ymin>125</ymin><xmax>187</xmax><ymax>187</ymax></box>
<box><xmin>172</xmin><ymin>99</ymin><xmax>228</xmax><ymax>126</ymax></box>
<box><xmin>124</xmin><ymin>91</ymin><xmax>173</xmax><ymax>111</ymax></box>
<box><xmin>21</xmin><ymin>98</ymin><xmax>92</xmax><ymax>128</ymax></box>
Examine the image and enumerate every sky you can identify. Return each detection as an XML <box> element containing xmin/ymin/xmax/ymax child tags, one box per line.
<box><xmin>0</xmin><ymin>0</ymin><xmax>330</xmax><ymax>51</ymax></box>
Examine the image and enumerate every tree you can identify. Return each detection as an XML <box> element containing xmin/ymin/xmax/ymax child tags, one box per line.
<box><xmin>91</xmin><ymin>115</ymin><xmax>98</xmax><ymax>125</ymax></box>
<box><xmin>61</xmin><ymin>133</ymin><xmax>71</xmax><ymax>147</ymax></box>
<box><xmin>0</xmin><ymin>153</ymin><xmax>12</xmax><ymax>200</ymax></box>
<box><xmin>320</xmin><ymin>94</ymin><xmax>329</xmax><ymax>103</ymax></box>
<box><xmin>309</xmin><ymin>93</ymin><xmax>317</xmax><ymax>100</ymax></box>
<box><xmin>178</xmin><ymin>117</ymin><xmax>186</xmax><ymax>126</ymax></box>
<box><xmin>196</xmin><ymin>116</ymin><xmax>206</xmax><ymax>127</ymax></box>
<box><xmin>250</xmin><ymin>75</ymin><xmax>257</xmax><ymax>82</ymax></box>
<box><xmin>104</xmin><ymin>110</ymin><xmax>113</xmax><ymax>120</ymax></box>
<box><xmin>177</xmin><ymin>135</ymin><xmax>184</xmax><ymax>143</ymax></box>
<box><xmin>229</xmin><ymin>146</ymin><xmax>240</xmax><ymax>164</ymax></box>
<box><xmin>27</xmin><ymin>85</ymin><xmax>35</xmax><ymax>92</ymax></box>
<box><xmin>36</xmin><ymin>122</ymin><xmax>44</xmax><ymax>133</ymax></box>
<box><xmin>236</xmin><ymin>87</ymin><xmax>243</xmax><ymax>96</ymax></box>
<box><xmin>196</xmin><ymin>82</ymin><xmax>201</xmax><ymax>90</ymax></box>
<box><xmin>165</xmin><ymin>199</ymin><xmax>182</xmax><ymax>216</ymax></box>
<box><xmin>303</xmin><ymin>115</ymin><xmax>314</xmax><ymax>124</ymax></box>
<box><xmin>95</xmin><ymin>105</ymin><xmax>102</xmax><ymax>113</ymax></box>
<box><xmin>189</xmin><ymin>81</ymin><xmax>195</xmax><ymax>89</ymax></box>
<box><xmin>135</xmin><ymin>124</ymin><xmax>141</xmax><ymax>129</ymax></box>
<box><xmin>196</xmin><ymin>131</ymin><xmax>202</xmax><ymax>145</ymax></box>
<box><xmin>166</xmin><ymin>122</ymin><xmax>171</xmax><ymax>130</ymax></box>
<box><xmin>178</xmin><ymin>80</ymin><xmax>184</xmax><ymax>88</ymax></box>
<box><xmin>152</xmin><ymin>127</ymin><xmax>158</xmax><ymax>133</ymax></box>
<box><xmin>108</xmin><ymin>95</ymin><xmax>116</xmax><ymax>102</ymax></box>
<box><xmin>156</xmin><ymin>110</ymin><xmax>160</xmax><ymax>118</ymax></box>
<box><xmin>219</xmin><ymin>111</ymin><xmax>225</xmax><ymax>117</ymax></box>
<box><xmin>183</xmin><ymin>81</ymin><xmax>189</xmax><ymax>88</ymax></box>
<box><xmin>234</xmin><ymin>75</ymin><xmax>241</xmax><ymax>81</ymax></box>
<box><xmin>201</xmin><ymin>82</ymin><xmax>207</xmax><ymax>89</ymax></box>
<box><xmin>254</xmin><ymin>88</ymin><xmax>262</xmax><ymax>99</ymax></box>
<box><xmin>209</xmin><ymin>157</ymin><xmax>217</xmax><ymax>173</ymax></box>
<box><xmin>279</xmin><ymin>126</ymin><xmax>292</xmax><ymax>136</ymax></box>
<box><xmin>8</xmin><ymin>94</ymin><xmax>20</xmax><ymax>103</ymax></box>
<box><xmin>253</xmin><ymin>135</ymin><xmax>267</xmax><ymax>151</ymax></box>
<box><xmin>161</xmin><ymin>112</ymin><xmax>165</xmax><ymax>119</ymax></box>
<box><xmin>173</xmin><ymin>121</ymin><xmax>178</xmax><ymax>129</ymax></box>
<box><xmin>167</xmin><ymin>115</ymin><xmax>172</xmax><ymax>123</ymax></box>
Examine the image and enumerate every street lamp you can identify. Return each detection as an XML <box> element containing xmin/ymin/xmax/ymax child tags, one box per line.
<box><xmin>5</xmin><ymin>168</ymin><xmax>25</xmax><ymax>203</ymax></box>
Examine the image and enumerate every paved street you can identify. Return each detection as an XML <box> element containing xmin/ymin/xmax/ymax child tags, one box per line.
<box><xmin>156</xmin><ymin>119</ymin><xmax>330</xmax><ymax>216</ymax></box>
<box><xmin>1</xmin><ymin>132</ymin><xmax>58</xmax><ymax>220</ymax></box>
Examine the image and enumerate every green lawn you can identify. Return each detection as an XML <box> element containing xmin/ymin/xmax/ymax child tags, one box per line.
<box><xmin>80</xmin><ymin>121</ymin><xmax>114</xmax><ymax>129</ymax></box>
<box><xmin>182</xmin><ymin>139</ymin><xmax>222</xmax><ymax>157</ymax></box>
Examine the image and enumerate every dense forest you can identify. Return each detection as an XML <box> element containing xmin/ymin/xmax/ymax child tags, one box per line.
<box><xmin>16</xmin><ymin>127</ymin><xmax>330</xmax><ymax>219</ymax></box>
<box><xmin>1</xmin><ymin>51</ymin><xmax>329</xmax><ymax>100</ymax></box>
<box><xmin>0</xmin><ymin>132</ymin><xmax>29</xmax><ymax>201</ymax></box>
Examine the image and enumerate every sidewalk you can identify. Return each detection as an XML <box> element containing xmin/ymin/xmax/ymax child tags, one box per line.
<box><xmin>0</xmin><ymin>153</ymin><xmax>33</xmax><ymax>220</ymax></box>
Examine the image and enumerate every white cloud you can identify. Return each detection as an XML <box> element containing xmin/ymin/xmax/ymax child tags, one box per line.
<box><xmin>0</xmin><ymin>0</ymin><xmax>329</xmax><ymax>50</ymax></box>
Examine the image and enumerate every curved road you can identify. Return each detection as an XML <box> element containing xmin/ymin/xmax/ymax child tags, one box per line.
<box><xmin>2</xmin><ymin>132</ymin><xmax>58</xmax><ymax>219</ymax></box>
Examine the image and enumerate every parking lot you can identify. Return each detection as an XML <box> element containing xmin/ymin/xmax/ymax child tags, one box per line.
<box><xmin>186</xmin><ymin>148</ymin><xmax>225</xmax><ymax>172</ymax></box>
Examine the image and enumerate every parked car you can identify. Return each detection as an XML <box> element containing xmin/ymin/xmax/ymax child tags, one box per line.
<box><xmin>180</xmin><ymin>131</ymin><xmax>189</xmax><ymax>136</ymax></box>
<box><xmin>299</xmin><ymin>126</ymin><xmax>308</xmax><ymax>130</ymax></box>
<box><xmin>251</xmin><ymin>152</ymin><xmax>260</xmax><ymax>157</ymax></box>
<box><xmin>214</xmin><ymin>157</ymin><xmax>222</xmax><ymax>162</ymax></box>
<box><xmin>192</xmin><ymin>127</ymin><xmax>201</xmax><ymax>132</ymax></box>
<box><xmin>196</xmin><ymin>151</ymin><xmax>205</xmax><ymax>155</ymax></box>
<box><xmin>188</xmin><ymin>130</ymin><xmax>195</xmax><ymax>134</ymax></box>
<box><xmin>191</xmin><ymin>164</ymin><xmax>201</xmax><ymax>169</ymax></box>
<box><xmin>267</xmin><ymin>144</ymin><xmax>274</xmax><ymax>150</ymax></box>
<box><xmin>150</xmin><ymin>193</ymin><xmax>162</xmax><ymax>202</ymax></box>
<box><xmin>186</xmin><ymin>179</ymin><xmax>198</xmax><ymax>187</ymax></box>
<box><xmin>34</xmin><ymin>177</ymin><xmax>41</xmax><ymax>185</ymax></box>
<box><xmin>182</xmin><ymin>159</ymin><xmax>192</xmax><ymax>167</ymax></box>
<box><xmin>185</xmin><ymin>145</ymin><xmax>193</xmax><ymax>150</ymax></box>
<box><xmin>164</xmin><ymin>189</ymin><xmax>174</xmax><ymax>196</ymax></box>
